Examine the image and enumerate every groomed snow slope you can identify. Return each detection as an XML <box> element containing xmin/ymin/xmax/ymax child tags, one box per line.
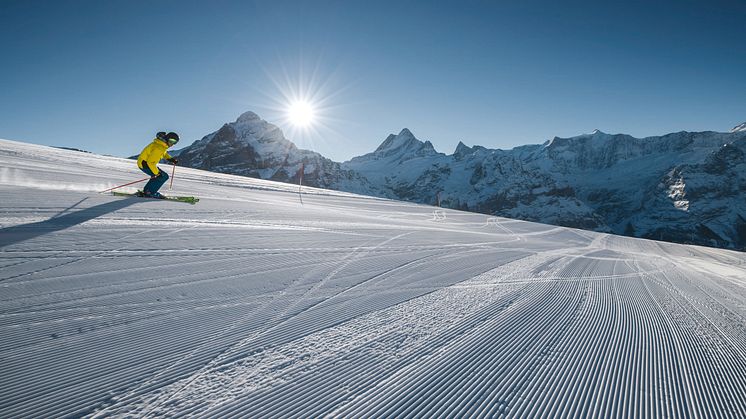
<box><xmin>1</xmin><ymin>138</ymin><xmax>746</xmax><ymax>418</ymax></box>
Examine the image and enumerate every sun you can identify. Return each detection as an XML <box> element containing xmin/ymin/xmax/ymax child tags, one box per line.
<box><xmin>247</xmin><ymin>56</ymin><xmax>353</xmax><ymax>154</ymax></box>
<box><xmin>288</xmin><ymin>101</ymin><xmax>315</xmax><ymax>127</ymax></box>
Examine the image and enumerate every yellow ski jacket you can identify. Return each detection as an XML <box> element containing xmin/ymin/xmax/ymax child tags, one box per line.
<box><xmin>137</xmin><ymin>139</ymin><xmax>172</xmax><ymax>175</ymax></box>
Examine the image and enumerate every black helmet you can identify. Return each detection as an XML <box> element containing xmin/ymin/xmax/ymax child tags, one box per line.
<box><xmin>165</xmin><ymin>132</ymin><xmax>179</xmax><ymax>146</ymax></box>
<box><xmin>156</xmin><ymin>131</ymin><xmax>167</xmax><ymax>141</ymax></box>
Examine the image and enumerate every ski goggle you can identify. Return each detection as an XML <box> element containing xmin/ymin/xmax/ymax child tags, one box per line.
<box><xmin>166</xmin><ymin>138</ymin><xmax>179</xmax><ymax>146</ymax></box>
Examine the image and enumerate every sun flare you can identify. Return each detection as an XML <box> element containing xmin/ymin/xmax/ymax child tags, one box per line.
<box><xmin>288</xmin><ymin>101</ymin><xmax>315</xmax><ymax>127</ymax></box>
<box><xmin>250</xmin><ymin>57</ymin><xmax>352</xmax><ymax>154</ymax></box>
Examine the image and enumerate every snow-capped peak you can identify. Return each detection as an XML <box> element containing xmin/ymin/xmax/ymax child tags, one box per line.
<box><xmin>374</xmin><ymin>128</ymin><xmax>419</xmax><ymax>152</ymax></box>
<box><xmin>454</xmin><ymin>141</ymin><xmax>473</xmax><ymax>157</ymax></box>
<box><xmin>230</xmin><ymin>111</ymin><xmax>285</xmax><ymax>143</ymax></box>
<box><xmin>399</xmin><ymin>128</ymin><xmax>414</xmax><ymax>137</ymax></box>
<box><xmin>236</xmin><ymin>111</ymin><xmax>261</xmax><ymax>123</ymax></box>
<box><xmin>731</xmin><ymin>121</ymin><xmax>746</xmax><ymax>133</ymax></box>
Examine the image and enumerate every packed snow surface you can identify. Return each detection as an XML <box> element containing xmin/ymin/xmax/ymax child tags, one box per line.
<box><xmin>1</xmin><ymin>139</ymin><xmax>746</xmax><ymax>418</ymax></box>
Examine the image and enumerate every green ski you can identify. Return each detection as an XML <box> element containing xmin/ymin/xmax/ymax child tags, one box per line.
<box><xmin>112</xmin><ymin>191</ymin><xmax>199</xmax><ymax>204</ymax></box>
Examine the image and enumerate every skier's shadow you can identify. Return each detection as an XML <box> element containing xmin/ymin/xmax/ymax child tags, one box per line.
<box><xmin>0</xmin><ymin>198</ymin><xmax>139</xmax><ymax>248</ymax></box>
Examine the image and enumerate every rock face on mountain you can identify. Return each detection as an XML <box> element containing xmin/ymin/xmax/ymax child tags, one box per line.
<box><xmin>176</xmin><ymin>112</ymin><xmax>746</xmax><ymax>250</ymax></box>
<box><xmin>516</xmin><ymin>130</ymin><xmax>746</xmax><ymax>248</ymax></box>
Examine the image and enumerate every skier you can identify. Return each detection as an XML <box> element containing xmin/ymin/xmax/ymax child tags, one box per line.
<box><xmin>137</xmin><ymin>131</ymin><xmax>179</xmax><ymax>198</ymax></box>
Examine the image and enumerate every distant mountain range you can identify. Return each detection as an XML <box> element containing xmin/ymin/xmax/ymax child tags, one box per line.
<box><xmin>175</xmin><ymin>111</ymin><xmax>746</xmax><ymax>250</ymax></box>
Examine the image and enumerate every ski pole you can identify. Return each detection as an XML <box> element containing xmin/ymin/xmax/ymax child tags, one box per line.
<box><xmin>298</xmin><ymin>162</ymin><xmax>303</xmax><ymax>191</ymax></box>
<box><xmin>297</xmin><ymin>162</ymin><xmax>304</xmax><ymax>205</ymax></box>
<box><xmin>169</xmin><ymin>163</ymin><xmax>177</xmax><ymax>190</ymax></box>
<box><xmin>99</xmin><ymin>177</ymin><xmax>151</xmax><ymax>194</ymax></box>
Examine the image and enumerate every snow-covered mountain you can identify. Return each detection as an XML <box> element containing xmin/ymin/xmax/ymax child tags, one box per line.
<box><xmin>732</xmin><ymin>121</ymin><xmax>746</xmax><ymax>133</ymax></box>
<box><xmin>177</xmin><ymin>113</ymin><xmax>746</xmax><ymax>250</ymax></box>
<box><xmin>177</xmin><ymin>111</ymin><xmax>375</xmax><ymax>194</ymax></box>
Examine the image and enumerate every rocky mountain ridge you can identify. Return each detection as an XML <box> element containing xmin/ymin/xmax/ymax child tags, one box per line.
<box><xmin>175</xmin><ymin>112</ymin><xmax>746</xmax><ymax>250</ymax></box>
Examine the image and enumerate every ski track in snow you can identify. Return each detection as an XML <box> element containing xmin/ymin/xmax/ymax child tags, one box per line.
<box><xmin>1</xmin><ymin>139</ymin><xmax>746</xmax><ymax>418</ymax></box>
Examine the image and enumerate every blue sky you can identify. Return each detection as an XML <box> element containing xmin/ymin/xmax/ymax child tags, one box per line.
<box><xmin>1</xmin><ymin>0</ymin><xmax>744</xmax><ymax>161</ymax></box>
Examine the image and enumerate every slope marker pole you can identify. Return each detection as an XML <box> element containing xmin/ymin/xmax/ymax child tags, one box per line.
<box><xmin>298</xmin><ymin>162</ymin><xmax>304</xmax><ymax>205</ymax></box>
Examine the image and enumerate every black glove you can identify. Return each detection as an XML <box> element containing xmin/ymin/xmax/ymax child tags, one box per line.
<box><xmin>168</xmin><ymin>157</ymin><xmax>179</xmax><ymax>164</ymax></box>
